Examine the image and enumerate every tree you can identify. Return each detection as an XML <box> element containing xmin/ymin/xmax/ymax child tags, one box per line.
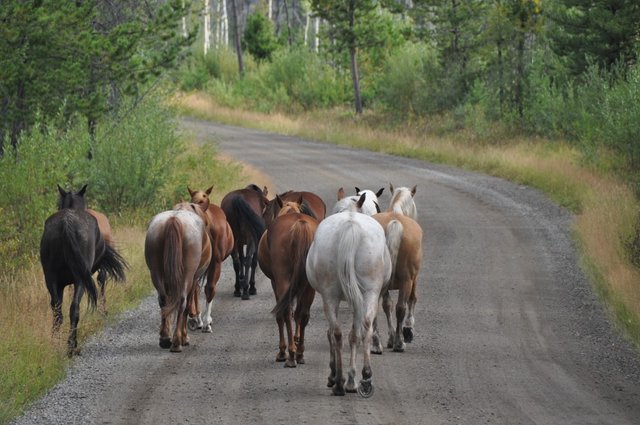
<box><xmin>243</xmin><ymin>12</ymin><xmax>279</xmax><ymax>62</ymax></box>
<box><xmin>0</xmin><ymin>0</ymin><xmax>193</xmax><ymax>155</ymax></box>
<box><xmin>548</xmin><ymin>0</ymin><xmax>640</xmax><ymax>77</ymax></box>
<box><xmin>311</xmin><ymin>0</ymin><xmax>402</xmax><ymax>115</ymax></box>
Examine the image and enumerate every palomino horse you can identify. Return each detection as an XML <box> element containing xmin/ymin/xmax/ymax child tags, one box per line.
<box><xmin>144</xmin><ymin>203</ymin><xmax>212</xmax><ymax>352</ymax></box>
<box><xmin>262</xmin><ymin>190</ymin><xmax>326</xmax><ymax>227</ymax></box>
<box><xmin>258</xmin><ymin>196</ymin><xmax>319</xmax><ymax>367</ymax></box>
<box><xmin>371</xmin><ymin>212</ymin><xmax>423</xmax><ymax>353</ymax></box>
<box><xmin>387</xmin><ymin>184</ymin><xmax>418</xmax><ymax>220</ymax></box>
<box><xmin>220</xmin><ymin>184</ymin><xmax>268</xmax><ymax>299</ymax></box>
<box><xmin>331</xmin><ymin>187</ymin><xmax>383</xmax><ymax>215</ymax></box>
<box><xmin>187</xmin><ymin>186</ymin><xmax>235</xmax><ymax>332</ymax></box>
<box><xmin>306</xmin><ymin>192</ymin><xmax>392</xmax><ymax>397</ymax></box>
<box><xmin>41</xmin><ymin>185</ymin><xmax>127</xmax><ymax>355</ymax></box>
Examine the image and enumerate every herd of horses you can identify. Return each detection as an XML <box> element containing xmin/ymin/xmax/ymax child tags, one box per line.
<box><xmin>40</xmin><ymin>182</ymin><xmax>422</xmax><ymax>398</ymax></box>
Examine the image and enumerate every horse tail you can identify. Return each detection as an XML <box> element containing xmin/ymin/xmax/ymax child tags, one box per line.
<box><xmin>61</xmin><ymin>217</ymin><xmax>98</xmax><ymax>308</ymax></box>
<box><xmin>97</xmin><ymin>244</ymin><xmax>128</xmax><ymax>283</ymax></box>
<box><xmin>336</xmin><ymin>220</ymin><xmax>365</xmax><ymax>338</ymax></box>
<box><xmin>385</xmin><ymin>219</ymin><xmax>403</xmax><ymax>286</ymax></box>
<box><xmin>231</xmin><ymin>196</ymin><xmax>266</xmax><ymax>240</ymax></box>
<box><xmin>161</xmin><ymin>217</ymin><xmax>185</xmax><ymax>317</ymax></box>
<box><xmin>271</xmin><ymin>219</ymin><xmax>315</xmax><ymax>318</ymax></box>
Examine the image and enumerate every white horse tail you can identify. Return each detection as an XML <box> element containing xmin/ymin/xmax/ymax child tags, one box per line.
<box><xmin>385</xmin><ymin>219</ymin><xmax>403</xmax><ymax>286</ymax></box>
<box><xmin>336</xmin><ymin>220</ymin><xmax>365</xmax><ymax>337</ymax></box>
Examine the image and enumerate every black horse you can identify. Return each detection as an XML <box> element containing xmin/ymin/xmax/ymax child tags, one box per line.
<box><xmin>40</xmin><ymin>185</ymin><xmax>128</xmax><ymax>355</ymax></box>
<box><xmin>220</xmin><ymin>184</ymin><xmax>268</xmax><ymax>300</ymax></box>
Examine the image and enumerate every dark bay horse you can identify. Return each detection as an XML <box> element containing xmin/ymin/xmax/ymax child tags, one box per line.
<box><xmin>262</xmin><ymin>190</ymin><xmax>326</xmax><ymax>227</ymax></box>
<box><xmin>145</xmin><ymin>203</ymin><xmax>212</xmax><ymax>352</ymax></box>
<box><xmin>40</xmin><ymin>185</ymin><xmax>127</xmax><ymax>355</ymax></box>
<box><xmin>371</xmin><ymin>212</ymin><xmax>423</xmax><ymax>353</ymax></box>
<box><xmin>220</xmin><ymin>184</ymin><xmax>268</xmax><ymax>300</ymax></box>
<box><xmin>187</xmin><ymin>186</ymin><xmax>235</xmax><ymax>332</ymax></box>
<box><xmin>258</xmin><ymin>197</ymin><xmax>319</xmax><ymax>367</ymax></box>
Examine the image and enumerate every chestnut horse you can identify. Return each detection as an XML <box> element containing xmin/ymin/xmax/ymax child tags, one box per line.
<box><xmin>306</xmin><ymin>191</ymin><xmax>392</xmax><ymax>397</ymax></box>
<box><xmin>41</xmin><ymin>185</ymin><xmax>127</xmax><ymax>355</ymax></box>
<box><xmin>220</xmin><ymin>184</ymin><xmax>268</xmax><ymax>299</ymax></box>
<box><xmin>262</xmin><ymin>190</ymin><xmax>326</xmax><ymax>227</ymax></box>
<box><xmin>258</xmin><ymin>196</ymin><xmax>319</xmax><ymax>367</ymax></box>
<box><xmin>144</xmin><ymin>203</ymin><xmax>211</xmax><ymax>352</ymax></box>
<box><xmin>371</xmin><ymin>212</ymin><xmax>423</xmax><ymax>353</ymax></box>
<box><xmin>186</xmin><ymin>186</ymin><xmax>234</xmax><ymax>332</ymax></box>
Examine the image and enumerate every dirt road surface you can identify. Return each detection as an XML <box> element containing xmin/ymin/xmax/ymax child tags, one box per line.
<box><xmin>12</xmin><ymin>118</ymin><xmax>640</xmax><ymax>425</ymax></box>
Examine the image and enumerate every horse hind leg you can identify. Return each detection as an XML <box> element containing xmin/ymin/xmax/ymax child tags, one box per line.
<box><xmin>67</xmin><ymin>284</ymin><xmax>86</xmax><ymax>356</ymax></box>
<box><xmin>345</xmin><ymin>328</ymin><xmax>358</xmax><ymax>393</ymax></box>
<box><xmin>248</xmin><ymin>250</ymin><xmax>259</xmax><ymax>296</ymax></box>
<box><xmin>275</xmin><ymin>314</ymin><xmax>288</xmax><ymax>362</ymax></box>
<box><xmin>201</xmin><ymin>262</ymin><xmax>221</xmax><ymax>333</ymax></box>
<box><xmin>98</xmin><ymin>269</ymin><xmax>108</xmax><ymax>316</ymax></box>
<box><xmin>403</xmin><ymin>281</ymin><xmax>418</xmax><ymax>343</ymax></box>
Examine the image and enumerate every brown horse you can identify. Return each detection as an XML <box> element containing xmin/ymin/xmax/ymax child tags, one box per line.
<box><xmin>371</xmin><ymin>212</ymin><xmax>423</xmax><ymax>353</ymax></box>
<box><xmin>220</xmin><ymin>184</ymin><xmax>268</xmax><ymax>299</ymax></box>
<box><xmin>144</xmin><ymin>203</ymin><xmax>212</xmax><ymax>352</ymax></box>
<box><xmin>186</xmin><ymin>186</ymin><xmax>234</xmax><ymax>332</ymax></box>
<box><xmin>42</xmin><ymin>185</ymin><xmax>127</xmax><ymax>355</ymax></box>
<box><xmin>262</xmin><ymin>190</ymin><xmax>326</xmax><ymax>227</ymax></box>
<box><xmin>258</xmin><ymin>196</ymin><xmax>319</xmax><ymax>367</ymax></box>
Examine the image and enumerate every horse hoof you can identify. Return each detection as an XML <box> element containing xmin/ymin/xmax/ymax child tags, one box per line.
<box><xmin>393</xmin><ymin>345</ymin><xmax>405</xmax><ymax>353</ymax></box>
<box><xmin>276</xmin><ymin>353</ymin><xmax>287</xmax><ymax>362</ymax></box>
<box><xmin>327</xmin><ymin>378</ymin><xmax>335</xmax><ymax>388</ymax></box>
<box><xmin>332</xmin><ymin>386</ymin><xmax>346</xmax><ymax>396</ymax></box>
<box><xmin>403</xmin><ymin>327</ymin><xmax>414</xmax><ymax>343</ymax></box>
<box><xmin>249</xmin><ymin>287</ymin><xmax>257</xmax><ymax>295</ymax></box>
<box><xmin>357</xmin><ymin>380</ymin><xmax>374</xmax><ymax>398</ymax></box>
<box><xmin>241</xmin><ymin>293</ymin><xmax>250</xmax><ymax>300</ymax></box>
<box><xmin>159</xmin><ymin>338</ymin><xmax>172</xmax><ymax>349</ymax></box>
<box><xmin>284</xmin><ymin>360</ymin><xmax>297</xmax><ymax>368</ymax></box>
<box><xmin>296</xmin><ymin>356</ymin><xmax>305</xmax><ymax>365</ymax></box>
<box><xmin>187</xmin><ymin>318</ymin><xmax>200</xmax><ymax>331</ymax></box>
<box><xmin>233</xmin><ymin>291</ymin><xmax>241</xmax><ymax>297</ymax></box>
<box><xmin>371</xmin><ymin>344</ymin><xmax>383</xmax><ymax>355</ymax></box>
<box><xmin>170</xmin><ymin>344</ymin><xmax>183</xmax><ymax>353</ymax></box>
<box><xmin>202</xmin><ymin>325</ymin><xmax>212</xmax><ymax>333</ymax></box>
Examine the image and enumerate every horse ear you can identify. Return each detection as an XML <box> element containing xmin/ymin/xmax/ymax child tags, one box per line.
<box><xmin>356</xmin><ymin>192</ymin><xmax>367</xmax><ymax>209</ymax></box>
<box><xmin>57</xmin><ymin>184</ymin><xmax>66</xmax><ymax>197</ymax></box>
<box><xmin>296</xmin><ymin>194</ymin><xmax>304</xmax><ymax>205</ymax></box>
<box><xmin>411</xmin><ymin>185</ymin><xmax>417</xmax><ymax>197</ymax></box>
<box><xmin>389</xmin><ymin>183</ymin><xmax>394</xmax><ymax>193</ymax></box>
<box><xmin>337</xmin><ymin>187</ymin><xmax>345</xmax><ymax>200</ymax></box>
<box><xmin>355</xmin><ymin>187</ymin><xmax>361</xmax><ymax>194</ymax></box>
<box><xmin>78</xmin><ymin>184</ymin><xmax>88</xmax><ymax>197</ymax></box>
<box><xmin>205</xmin><ymin>186</ymin><xmax>213</xmax><ymax>195</ymax></box>
<box><xmin>376</xmin><ymin>187</ymin><xmax>384</xmax><ymax>197</ymax></box>
<box><xmin>276</xmin><ymin>194</ymin><xmax>284</xmax><ymax>208</ymax></box>
<box><xmin>188</xmin><ymin>187</ymin><xmax>195</xmax><ymax>197</ymax></box>
<box><xmin>263</xmin><ymin>186</ymin><xmax>269</xmax><ymax>197</ymax></box>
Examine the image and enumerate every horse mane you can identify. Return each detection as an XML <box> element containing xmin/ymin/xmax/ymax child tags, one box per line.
<box><xmin>389</xmin><ymin>187</ymin><xmax>417</xmax><ymax>219</ymax></box>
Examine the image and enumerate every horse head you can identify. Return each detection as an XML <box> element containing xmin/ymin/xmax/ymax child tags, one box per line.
<box><xmin>277</xmin><ymin>193</ymin><xmax>304</xmax><ymax>217</ymax></box>
<box><xmin>188</xmin><ymin>186</ymin><xmax>213</xmax><ymax>210</ymax></box>
<box><xmin>332</xmin><ymin>188</ymin><xmax>368</xmax><ymax>214</ymax></box>
<box><xmin>57</xmin><ymin>184</ymin><xmax>88</xmax><ymax>210</ymax></box>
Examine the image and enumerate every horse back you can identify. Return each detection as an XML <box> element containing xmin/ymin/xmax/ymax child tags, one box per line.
<box><xmin>87</xmin><ymin>208</ymin><xmax>113</xmax><ymax>247</ymax></box>
<box><xmin>206</xmin><ymin>204</ymin><xmax>234</xmax><ymax>260</ymax></box>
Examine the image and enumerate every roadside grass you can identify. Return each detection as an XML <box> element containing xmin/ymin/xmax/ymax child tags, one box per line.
<box><xmin>174</xmin><ymin>91</ymin><xmax>640</xmax><ymax>349</ymax></box>
<box><xmin>0</xmin><ymin>141</ymin><xmax>248</xmax><ymax>424</ymax></box>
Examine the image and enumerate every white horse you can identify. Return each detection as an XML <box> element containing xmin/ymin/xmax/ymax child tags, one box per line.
<box><xmin>331</xmin><ymin>187</ymin><xmax>383</xmax><ymax>215</ymax></box>
<box><xmin>306</xmin><ymin>191</ymin><xmax>392</xmax><ymax>397</ymax></box>
<box><xmin>388</xmin><ymin>184</ymin><xmax>417</xmax><ymax>220</ymax></box>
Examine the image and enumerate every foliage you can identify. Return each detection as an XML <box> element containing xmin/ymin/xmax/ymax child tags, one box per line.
<box><xmin>242</xmin><ymin>12</ymin><xmax>279</xmax><ymax>62</ymax></box>
<box><xmin>0</xmin><ymin>0</ymin><xmax>194</xmax><ymax>152</ymax></box>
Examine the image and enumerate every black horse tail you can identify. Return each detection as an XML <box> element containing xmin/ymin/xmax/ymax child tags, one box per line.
<box><xmin>231</xmin><ymin>196</ymin><xmax>266</xmax><ymax>240</ymax></box>
<box><xmin>271</xmin><ymin>219</ymin><xmax>314</xmax><ymax>319</ymax></box>
<box><xmin>62</xmin><ymin>220</ymin><xmax>98</xmax><ymax>308</ymax></box>
<box><xmin>97</xmin><ymin>244</ymin><xmax>128</xmax><ymax>283</ymax></box>
<box><xmin>161</xmin><ymin>217</ymin><xmax>185</xmax><ymax>318</ymax></box>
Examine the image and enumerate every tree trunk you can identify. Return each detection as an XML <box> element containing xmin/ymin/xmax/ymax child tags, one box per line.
<box><xmin>349</xmin><ymin>46</ymin><xmax>362</xmax><ymax>115</ymax></box>
<box><xmin>283</xmin><ymin>0</ymin><xmax>293</xmax><ymax>46</ymax></box>
<box><xmin>204</xmin><ymin>0</ymin><xmax>211</xmax><ymax>54</ymax></box>
<box><xmin>230</xmin><ymin>0</ymin><xmax>244</xmax><ymax>75</ymax></box>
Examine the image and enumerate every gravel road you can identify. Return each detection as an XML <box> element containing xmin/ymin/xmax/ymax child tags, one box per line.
<box><xmin>11</xmin><ymin>118</ymin><xmax>640</xmax><ymax>425</ymax></box>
